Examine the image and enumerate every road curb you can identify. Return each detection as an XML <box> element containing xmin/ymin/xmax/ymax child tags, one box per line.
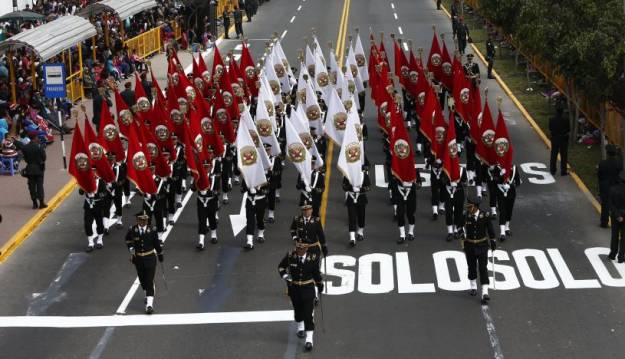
<box><xmin>0</xmin><ymin>179</ymin><xmax>76</xmax><ymax>263</ymax></box>
<box><xmin>440</xmin><ymin>3</ymin><xmax>601</xmax><ymax>214</ymax></box>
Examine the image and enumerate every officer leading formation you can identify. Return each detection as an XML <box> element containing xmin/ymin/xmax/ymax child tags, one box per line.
<box><xmin>66</xmin><ymin>24</ymin><xmax>520</xmax><ymax>350</ymax></box>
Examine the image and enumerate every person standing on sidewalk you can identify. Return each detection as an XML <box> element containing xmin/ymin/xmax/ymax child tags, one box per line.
<box><xmin>233</xmin><ymin>7</ymin><xmax>244</xmax><ymax>39</ymax></box>
<box><xmin>548</xmin><ymin>107</ymin><xmax>570</xmax><ymax>176</ymax></box>
<box><xmin>598</xmin><ymin>144</ymin><xmax>622</xmax><ymax>228</ymax></box>
<box><xmin>609</xmin><ymin>173</ymin><xmax>625</xmax><ymax>262</ymax></box>
<box><xmin>486</xmin><ymin>36</ymin><xmax>496</xmax><ymax>79</ymax></box>
<box><xmin>15</xmin><ymin>135</ymin><xmax>47</xmax><ymax>209</ymax></box>
<box><xmin>456</xmin><ymin>17</ymin><xmax>470</xmax><ymax>55</ymax></box>
<box><xmin>222</xmin><ymin>9</ymin><xmax>231</xmax><ymax>40</ymax></box>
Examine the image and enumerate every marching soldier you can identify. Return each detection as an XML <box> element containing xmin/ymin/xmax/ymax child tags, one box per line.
<box><xmin>242</xmin><ymin>180</ymin><xmax>268</xmax><ymax>249</ymax></box>
<box><xmin>108</xmin><ymin>152</ymin><xmax>126</xmax><ymax>228</ymax></box>
<box><xmin>125</xmin><ymin>211</ymin><xmax>164</xmax><ymax>314</ymax></box>
<box><xmin>392</xmin><ymin>168</ymin><xmax>422</xmax><ymax>244</ymax></box>
<box><xmin>143</xmin><ymin>165</ymin><xmax>167</xmax><ymax>241</ymax></box>
<box><xmin>266</xmin><ymin>144</ymin><xmax>283</xmax><ymax>223</ymax></box>
<box><xmin>278</xmin><ymin>240</ymin><xmax>324</xmax><ymax>352</ymax></box>
<box><xmin>461</xmin><ymin>196</ymin><xmax>496</xmax><ymax>304</ymax></box>
<box><xmin>296</xmin><ymin>157</ymin><xmax>325</xmax><ymax>217</ymax></box>
<box><xmin>193</xmin><ymin>159</ymin><xmax>220</xmax><ymax>249</ymax></box>
<box><xmin>172</xmin><ymin>136</ymin><xmax>187</xmax><ymax>209</ymax></box>
<box><xmin>343</xmin><ymin>165</ymin><xmax>371</xmax><ymax>246</ymax></box>
<box><xmin>492</xmin><ymin>164</ymin><xmax>521</xmax><ymax>241</ymax></box>
<box><xmin>162</xmin><ymin>150</ymin><xmax>176</xmax><ymax>226</ymax></box>
<box><xmin>442</xmin><ymin>166</ymin><xmax>468</xmax><ymax>241</ymax></box>
<box><xmin>597</xmin><ymin>144</ymin><xmax>622</xmax><ymax>228</ymax></box>
<box><xmin>290</xmin><ymin>204</ymin><xmax>328</xmax><ymax>258</ymax></box>
<box><xmin>486</xmin><ymin>35</ymin><xmax>496</xmax><ymax>79</ymax></box>
<box><xmin>221</xmin><ymin>144</ymin><xmax>237</xmax><ymax>204</ymax></box>
<box><xmin>80</xmin><ymin>174</ymin><xmax>108</xmax><ymax>252</ymax></box>
<box><xmin>430</xmin><ymin>158</ymin><xmax>445</xmax><ymax>220</ymax></box>
<box><xmin>463</xmin><ymin>53</ymin><xmax>481</xmax><ymax>88</ymax></box>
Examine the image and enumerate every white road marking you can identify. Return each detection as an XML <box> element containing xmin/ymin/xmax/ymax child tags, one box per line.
<box><xmin>290</xmin><ymin>16</ymin><xmax>296</xmax><ymax>23</ymax></box>
<box><xmin>481</xmin><ymin>305</ymin><xmax>505</xmax><ymax>359</ymax></box>
<box><xmin>393</xmin><ymin>12</ymin><xmax>398</xmax><ymax>20</ymax></box>
<box><xmin>234</xmin><ymin>44</ymin><xmax>243</xmax><ymax>51</ymax></box>
<box><xmin>391</xmin><ymin>3</ymin><xmax>395</xmax><ymax>9</ymax></box>
<box><xmin>115</xmin><ymin>190</ymin><xmax>194</xmax><ymax>314</ymax></box>
<box><xmin>281</xmin><ymin>30</ymin><xmax>288</xmax><ymax>39</ymax></box>
<box><xmin>297</xmin><ymin>5</ymin><xmax>302</xmax><ymax>11</ymax></box>
<box><xmin>229</xmin><ymin>192</ymin><xmax>248</xmax><ymax>237</ymax></box>
<box><xmin>0</xmin><ymin>310</ymin><xmax>294</xmax><ymax>328</ymax></box>
<box><xmin>398</xmin><ymin>26</ymin><xmax>403</xmax><ymax>35</ymax></box>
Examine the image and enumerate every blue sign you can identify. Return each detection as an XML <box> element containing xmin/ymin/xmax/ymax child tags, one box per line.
<box><xmin>43</xmin><ymin>63</ymin><xmax>67</xmax><ymax>99</ymax></box>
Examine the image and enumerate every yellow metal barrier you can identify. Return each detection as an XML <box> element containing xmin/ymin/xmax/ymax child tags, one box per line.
<box><xmin>218</xmin><ymin>0</ymin><xmax>240</xmax><ymax>16</ymax></box>
<box><xmin>66</xmin><ymin>72</ymin><xmax>83</xmax><ymax>102</ymax></box>
<box><xmin>124</xmin><ymin>26</ymin><xmax>162</xmax><ymax>60</ymax></box>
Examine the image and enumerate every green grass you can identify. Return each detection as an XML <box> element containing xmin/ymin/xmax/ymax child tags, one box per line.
<box><xmin>441</xmin><ymin>1</ymin><xmax>602</xmax><ymax>195</ymax></box>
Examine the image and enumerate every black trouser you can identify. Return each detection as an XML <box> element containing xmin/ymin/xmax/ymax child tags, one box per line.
<box><xmin>27</xmin><ymin>174</ymin><xmax>44</xmax><ymax>203</ymax></box>
<box><xmin>113</xmin><ymin>185</ymin><xmax>123</xmax><ymax>216</ymax></box>
<box><xmin>134</xmin><ymin>255</ymin><xmax>157</xmax><ymax>296</ymax></box>
<box><xmin>487</xmin><ymin>180</ymin><xmax>497</xmax><ymax>208</ymax></box>
<box><xmin>466</xmin><ymin>141</ymin><xmax>477</xmax><ymax>174</ymax></box>
<box><xmin>465</xmin><ymin>246</ymin><xmax>490</xmax><ymax>285</ymax></box>
<box><xmin>84</xmin><ymin>204</ymin><xmax>104</xmax><ymax>236</ymax></box>
<box><xmin>221</xmin><ymin>160</ymin><xmax>233</xmax><ymax>193</ymax></box>
<box><xmin>347</xmin><ymin>201</ymin><xmax>366</xmax><ymax>231</ymax></box>
<box><xmin>443</xmin><ymin>189</ymin><xmax>465</xmax><ymax>227</ymax></box>
<box><xmin>550</xmin><ymin>138</ymin><xmax>568</xmax><ymax>174</ymax></box>
<box><xmin>166</xmin><ymin>190</ymin><xmax>176</xmax><ymax>216</ymax></box>
<box><xmin>458</xmin><ymin>39</ymin><xmax>467</xmax><ymax>55</ymax></box>
<box><xmin>268</xmin><ymin>187</ymin><xmax>277</xmax><ymax>211</ymax></box>
<box><xmin>101</xmin><ymin>192</ymin><xmax>113</xmax><ymax>221</ymax></box>
<box><xmin>610</xmin><ymin>218</ymin><xmax>625</xmax><ymax>259</ymax></box>
<box><xmin>235</xmin><ymin>21</ymin><xmax>243</xmax><ymax>36</ymax></box>
<box><xmin>143</xmin><ymin>199</ymin><xmax>165</xmax><ymax>232</ymax></box>
<box><xmin>245</xmin><ymin>197</ymin><xmax>266</xmax><ymax>235</ymax></box>
<box><xmin>123</xmin><ymin>179</ymin><xmax>130</xmax><ymax>197</ymax></box>
<box><xmin>396</xmin><ymin>197</ymin><xmax>416</xmax><ymax>226</ymax></box>
<box><xmin>487</xmin><ymin>56</ymin><xmax>494</xmax><ymax>77</ymax></box>
<box><xmin>197</xmin><ymin>198</ymin><xmax>218</xmax><ymax>234</ymax></box>
<box><xmin>600</xmin><ymin>194</ymin><xmax>610</xmax><ymax>226</ymax></box>
<box><xmin>288</xmin><ymin>285</ymin><xmax>315</xmax><ymax>331</ymax></box>
<box><xmin>496</xmin><ymin>187</ymin><xmax>516</xmax><ymax>225</ymax></box>
<box><xmin>431</xmin><ymin>177</ymin><xmax>443</xmax><ymax>206</ymax></box>
<box><xmin>358</xmin><ymin>92</ymin><xmax>366</xmax><ymax>113</ymax></box>
<box><xmin>223</xmin><ymin>21</ymin><xmax>230</xmax><ymax>38</ymax></box>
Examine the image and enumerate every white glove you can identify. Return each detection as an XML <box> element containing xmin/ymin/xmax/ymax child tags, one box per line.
<box><xmin>353</xmin><ymin>186</ymin><xmax>360</xmax><ymax>193</ymax></box>
<box><xmin>250</xmin><ymin>187</ymin><xmax>257</xmax><ymax>194</ymax></box>
<box><xmin>305</xmin><ymin>186</ymin><xmax>312</xmax><ymax>192</ymax></box>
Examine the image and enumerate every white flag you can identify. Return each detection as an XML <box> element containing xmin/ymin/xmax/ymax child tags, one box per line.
<box><xmin>338</xmin><ymin>108</ymin><xmax>364</xmax><ymax>188</ymax></box>
<box><xmin>293</xmin><ymin>107</ymin><xmax>324</xmax><ymax>169</ymax></box>
<box><xmin>253</xmin><ymin>94</ymin><xmax>282</xmax><ymax>157</ymax></box>
<box><xmin>314</xmin><ymin>49</ymin><xmax>330</xmax><ymax>101</ymax></box>
<box><xmin>285</xmin><ymin>117</ymin><xmax>312</xmax><ymax>187</ymax></box>
<box><xmin>240</xmin><ymin>108</ymin><xmax>272</xmax><ymax>171</ymax></box>
<box><xmin>304</xmin><ymin>81</ymin><xmax>323</xmax><ymax>133</ymax></box>
<box><xmin>236</xmin><ymin>118</ymin><xmax>268</xmax><ymax>189</ymax></box>
<box><xmin>324</xmin><ymin>87</ymin><xmax>347</xmax><ymax>146</ymax></box>
<box><xmin>346</xmin><ymin>44</ymin><xmax>365</xmax><ymax>93</ymax></box>
<box><xmin>354</xmin><ymin>31</ymin><xmax>369</xmax><ymax>82</ymax></box>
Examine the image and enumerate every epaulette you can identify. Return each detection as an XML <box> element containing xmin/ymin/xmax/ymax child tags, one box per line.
<box><xmin>309</xmin><ymin>253</ymin><xmax>317</xmax><ymax>261</ymax></box>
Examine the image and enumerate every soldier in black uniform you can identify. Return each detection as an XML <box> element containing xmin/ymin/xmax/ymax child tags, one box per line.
<box><xmin>430</xmin><ymin>158</ymin><xmax>445</xmax><ymax>220</ymax></box>
<box><xmin>108</xmin><ymin>152</ymin><xmax>127</xmax><ymax>228</ymax></box>
<box><xmin>278</xmin><ymin>240</ymin><xmax>324</xmax><ymax>352</ymax></box>
<box><xmin>171</xmin><ymin>138</ymin><xmax>187</xmax><ymax>209</ymax></box>
<box><xmin>162</xmin><ymin>150</ymin><xmax>176</xmax><ymax>226</ymax></box>
<box><xmin>142</xmin><ymin>165</ymin><xmax>166</xmax><ymax>241</ymax></box>
<box><xmin>462</xmin><ymin>196</ymin><xmax>496</xmax><ymax>304</ymax></box>
<box><xmin>125</xmin><ymin>211</ymin><xmax>164</xmax><ymax>314</ymax></box>
<box><xmin>609</xmin><ymin>174</ymin><xmax>625</xmax><ymax>262</ymax></box>
<box><xmin>193</xmin><ymin>159</ymin><xmax>219</xmax><ymax>249</ymax></box>
<box><xmin>266</xmin><ymin>144</ymin><xmax>283</xmax><ymax>223</ymax></box>
<box><xmin>80</xmin><ymin>175</ymin><xmax>108</xmax><ymax>252</ymax></box>
<box><xmin>492</xmin><ymin>165</ymin><xmax>521</xmax><ymax>241</ymax></box>
<box><xmin>343</xmin><ymin>166</ymin><xmax>371</xmax><ymax>246</ymax></box>
<box><xmin>442</xmin><ymin>166</ymin><xmax>468</xmax><ymax>241</ymax></box>
<box><xmin>221</xmin><ymin>144</ymin><xmax>236</xmax><ymax>204</ymax></box>
<box><xmin>548</xmin><ymin>107</ymin><xmax>570</xmax><ymax>176</ymax></box>
<box><xmin>463</xmin><ymin>54</ymin><xmax>480</xmax><ymax>88</ymax></box>
<box><xmin>486</xmin><ymin>36</ymin><xmax>496</xmax><ymax>79</ymax></box>
<box><xmin>242</xmin><ymin>180</ymin><xmax>268</xmax><ymax>249</ymax></box>
<box><xmin>392</xmin><ymin>168</ymin><xmax>422</xmax><ymax>244</ymax></box>
<box><xmin>290</xmin><ymin>204</ymin><xmax>328</xmax><ymax>258</ymax></box>
<box><xmin>296</xmin><ymin>157</ymin><xmax>325</xmax><ymax>218</ymax></box>
<box><xmin>597</xmin><ymin>145</ymin><xmax>622</xmax><ymax>228</ymax></box>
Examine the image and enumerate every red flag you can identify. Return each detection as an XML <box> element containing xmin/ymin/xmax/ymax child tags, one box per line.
<box><xmin>432</xmin><ymin>108</ymin><xmax>448</xmax><ymax>160</ymax></box>
<box><xmin>97</xmin><ymin>99</ymin><xmax>125</xmax><ymax>161</ymax></box>
<box><xmin>467</xmin><ymin>85</ymin><xmax>483</xmax><ymax>142</ymax></box>
<box><xmin>475</xmin><ymin>100</ymin><xmax>497</xmax><ymax>166</ymax></box>
<box><xmin>240</xmin><ymin>42</ymin><xmax>258</xmax><ymax>98</ymax></box>
<box><xmin>442</xmin><ymin>115</ymin><xmax>461</xmax><ymax>183</ymax></box>
<box><xmin>427</xmin><ymin>31</ymin><xmax>443</xmax><ymax>81</ymax></box>
<box><xmin>389</xmin><ymin>101</ymin><xmax>416</xmax><ymax>182</ymax></box>
<box><xmin>211</xmin><ymin>46</ymin><xmax>226</xmax><ymax>88</ymax></box>
<box><xmin>419</xmin><ymin>85</ymin><xmax>439</xmax><ymax>145</ymax></box>
<box><xmin>140</xmin><ymin>122</ymin><xmax>172</xmax><ymax>178</ymax></box>
<box><xmin>452</xmin><ymin>64</ymin><xmax>472</xmax><ymax>122</ymax></box>
<box><xmin>213</xmin><ymin>90</ymin><xmax>236</xmax><ymax>143</ymax></box>
<box><xmin>494</xmin><ymin>109</ymin><xmax>514</xmax><ymax>179</ymax></box>
<box><xmin>126</xmin><ymin>124</ymin><xmax>157</xmax><ymax>195</ymax></box>
<box><xmin>84</xmin><ymin>117</ymin><xmax>115</xmax><ymax>183</ymax></box>
<box><xmin>68</xmin><ymin>122</ymin><xmax>97</xmax><ymax>193</ymax></box>
<box><xmin>393</xmin><ymin>38</ymin><xmax>409</xmax><ymax>88</ymax></box>
<box><xmin>440</xmin><ymin>39</ymin><xmax>454</xmax><ymax>90</ymax></box>
<box><xmin>114</xmin><ymin>89</ymin><xmax>136</xmax><ymax>138</ymax></box>
<box><xmin>182</xmin><ymin>123</ymin><xmax>199</xmax><ymax>183</ymax></box>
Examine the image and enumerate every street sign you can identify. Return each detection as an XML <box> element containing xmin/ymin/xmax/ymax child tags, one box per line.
<box><xmin>43</xmin><ymin>63</ymin><xmax>66</xmax><ymax>99</ymax></box>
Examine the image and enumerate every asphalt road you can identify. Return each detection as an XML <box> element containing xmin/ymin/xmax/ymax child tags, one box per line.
<box><xmin>0</xmin><ymin>1</ymin><xmax>624</xmax><ymax>358</ymax></box>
